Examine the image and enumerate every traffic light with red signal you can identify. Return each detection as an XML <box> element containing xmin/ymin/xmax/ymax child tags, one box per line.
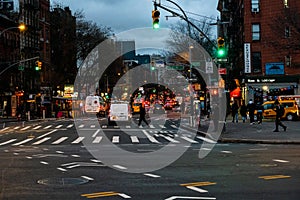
<box><xmin>152</xmin><ymin>10</ymin><xmax>160</xmax><ymax>29</ymax></box>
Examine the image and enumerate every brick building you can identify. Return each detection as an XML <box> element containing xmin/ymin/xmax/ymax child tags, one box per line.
<box><xmin>218</xmin><ymin>0</ymin><xmax>300</xmax><ymax>103</ymax></box>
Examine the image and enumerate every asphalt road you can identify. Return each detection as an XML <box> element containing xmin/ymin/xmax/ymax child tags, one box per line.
<box><xmin>0</xmin><ymin>119</ymin><xmax>299</xmax><ymax>200</ymax></box>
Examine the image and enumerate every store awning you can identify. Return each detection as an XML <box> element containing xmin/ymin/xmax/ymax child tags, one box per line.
<box><xmin>230</xmin><ymin>87</ymin><xmax>241</xmax><ymax>98</ymax></box>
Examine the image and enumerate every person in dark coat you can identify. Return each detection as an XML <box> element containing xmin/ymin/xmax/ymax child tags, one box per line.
<box><xmin>273</xmin><ymin>99</ymin><xmax>287</xmax><ymax>132</ymax></box>
<box><xmin>231</xmin><ymin>100</ymin><xmax>239</xmax><ymax>123</ymax></box>
<box><xmin>239</xmin><ymin>100</ymin><xmax>247</xmax><ymax>123</ymax></box>
<box><xmin>256</xmin><ymin>102</ymin><xmax>264</xmax><ymax>124</ymax></box>
<box><xmin>247</xmin><ymin>99</ymin><xmax>256</xmax><ymax>124</ymax></box>
<box><xmin>138</xmin><ymin>103</ymin><xmax>149</xmax><ymax>127</ymax></box>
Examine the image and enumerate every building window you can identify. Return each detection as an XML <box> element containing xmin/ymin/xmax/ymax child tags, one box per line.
<box><xmin>285</xmin><ymin>26</ymin><xmax>290</xmax><ymax>38</ymax></box>
<box><xmin>252</xmin><ymin>52</ymin><xmax>261</xmax><ymax>73</ymax></box>
<box><xmin>252</xmin><ymin>24</ymin><xmax>260</xmax><ymax>41</ymax></box>
<box><xmin>284</xmin><ymin>0</ymin><xmax>289</xmax><ymax>8</ymax></box>
<box><xmin>251</xmin><ymin>0</ymin><xmax>260</xmax><ymax>12</ymax></box>
<box><xmin>285</xmin><ymin>55</ymin><xmax>291</xmax><ymax>67</ymax></box>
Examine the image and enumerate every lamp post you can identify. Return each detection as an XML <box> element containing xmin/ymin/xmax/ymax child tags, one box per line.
<box><xmin>0</xmin><ymin>23</ymin><xmax>26</xmax><ymax>36</ymax></box>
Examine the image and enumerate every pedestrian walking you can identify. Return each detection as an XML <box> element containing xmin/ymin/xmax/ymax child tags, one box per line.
<box><xmin>256</xmin><ymin>102</ymin><xmax>264</xmax><ymax>124</ymax></box>
<box><xmin>138</xmin><ymin>103</ymin><xmax>149</xmax><ymax>127</ymax></box>
<box><xmin>247</xmin><ymin>99</ymin><xmax>256</xmax><ymax>124</ymax></box>
<box><xmin>273</xmin><ymin>99</ymin><xmax>287</xmax><ymax>132</ymax></box>
<box><xmin>231</xmin><ymin>100</ymin><xmax>239</xmax><ymax>123</ymax></box>
<box><xmin>239</xmin><ymin>100</ymin><xmax>247</xmax><ymax>123</ymax></box>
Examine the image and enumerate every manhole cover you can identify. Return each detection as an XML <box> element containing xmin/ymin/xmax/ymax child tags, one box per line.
<box><xmin>37</xmin><ymin>177</ymin><xmax>89</xmax><ymax>187</ymax></box>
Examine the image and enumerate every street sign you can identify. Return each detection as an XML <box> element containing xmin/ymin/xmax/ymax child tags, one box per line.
<box><xmin>205</xmin><ymin>62</ymin><xmax>213</xmax><ymax>74</ymax></box>
<box><xmin>166</xmin><ymin>65</ymin><xmax>184</xmax><ymax>70</ymax></box>
<box><xmin>0</xmin><ymin>0</ymin><xmax>14</xmax><ymax>11</ymax></box>
<box><xmin>216</xmin><ymin>58</ymin><xmax>228</xmax><ymax>62</ymax></box>
<box><xmin>18</xmin><ymin>65</ymin><xmax>24</xmax><ymax>71</ymax></box>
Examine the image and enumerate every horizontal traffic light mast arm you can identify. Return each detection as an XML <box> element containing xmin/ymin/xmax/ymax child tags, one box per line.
<box><xmin>0</xmin><ymin>56</ymin><xmax>40</xmax><ymax>76</ymax></box>
<box><xmin>154</xmin><ymin>1</ymin><xmax>217</xmax><ymax>50</ymax></box>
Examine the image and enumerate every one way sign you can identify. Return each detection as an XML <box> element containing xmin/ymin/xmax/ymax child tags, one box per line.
<box><xmin>0</xmin><ymin>0</ymin><xmax>14</xmax><ymax>11</ymax></box>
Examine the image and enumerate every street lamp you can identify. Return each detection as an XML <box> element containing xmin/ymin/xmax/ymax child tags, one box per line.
<box><xmin>0</xmin><ymin>23</ymin><xmax>26</xmax><ymax>36</ymax></box>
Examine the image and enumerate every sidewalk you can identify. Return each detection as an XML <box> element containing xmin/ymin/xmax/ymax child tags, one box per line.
<box><xmin>183</xmin><ymin>117</ymin><xmax>300</xmax><ymax>144</ymax></box>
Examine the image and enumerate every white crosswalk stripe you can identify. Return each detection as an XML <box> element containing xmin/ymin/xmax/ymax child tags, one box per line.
<box><xmin>12</xmin><ymin>138</ymin><xmax>34</xmax><ymax>146</ymax></box>
<box><xmin>67</xmin><ymin>124</ymin><xmax>74</xmax><ymax>128</ymax></box>
<box><xmin>92</xmin><ymin>136</ymin><xmax>103</xmax><ymax>143</ymax></box>
<box><xmin>32</xmin><ymin>137</ymin><xmax>51</xmax><ymax>145</ymax></box>
<box><xmin>71</xmin><ymin>137</ymin><xmax>85</xmax><ymax>144</ymax></box>
<box><xmin>44</xmin><ymin>125</ymin><xmax>52</xmax><ymax>129</ymax></box>
<box><xmin>55</xmin><ymin>125</ymin><xmax>63</xmax><ymax>129</ymax></box>
<box><xmin>52</xmin><ymin>137</ymin><xmax>68</xmax><ymax>144</ymax></box>
<box><xmin>0</xmin><ymin>139</ymin><xmax>17</xmax><ymax>146</ymax></box>
<box><xmin>112</xmin><ymin>136</ymin><xmax>119</xmax><ymax>143</ymax></box>
<box><xmin>130</xmin><ymin>136</ymin><xmax>139</xmax><ymax>143</ymax></box>
<box><xmin>33</xmin><ymin>125</ymin><xmax>42</xmax><ymax>130</ymax></box>
<box><xmin>21</xmin><ymin>126</ymin><xmax>31</xmax><ymax>131</ymax></box>
<box><xmin>159</xmin><ymin>134</ymin><xmax>180</xmax><ymax>143</ymax></box>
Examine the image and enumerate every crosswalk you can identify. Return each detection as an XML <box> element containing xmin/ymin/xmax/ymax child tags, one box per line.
<box><xmin>0</xmin><ymin>122</ymin><xmax>216</xmax><ymax>147</ymax></box>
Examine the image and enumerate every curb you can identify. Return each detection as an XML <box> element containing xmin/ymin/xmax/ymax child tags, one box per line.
<box><xmin>219</xmin><ymin>138</ymin><xmax>300</xmax><ymax>145</ymax></box>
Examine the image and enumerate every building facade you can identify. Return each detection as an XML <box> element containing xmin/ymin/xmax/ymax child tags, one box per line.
<box><xmin>218</xmin><ymin>0</ymin><xmax>300</xmax><ymax>103</ymax></box>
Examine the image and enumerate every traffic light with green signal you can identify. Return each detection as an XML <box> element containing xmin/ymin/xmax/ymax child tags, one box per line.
<box><xmin>152</xmin><ymin>10</ymin><xmax>160</xmax><ymax>29</ymax></box>
<box><xmin>217</xmin><ymin>37</ymin><xmax>226</xmax><ymax>58</ymax></box>
<box><xmin>35</xmin><ymin>60</ymin><xmax>42</xmax><ymax>70</ymax></box>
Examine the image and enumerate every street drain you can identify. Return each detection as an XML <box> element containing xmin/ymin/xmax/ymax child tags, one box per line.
<box><xmin>37</xmin><ymin>177</ymin><xmax>89</xmax><ymax>187</ymax></box>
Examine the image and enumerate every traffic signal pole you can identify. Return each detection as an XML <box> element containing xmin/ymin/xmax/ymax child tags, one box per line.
<box><xmin>0</xmin><ymin>56</ymin><xmax>39</xmax><ymax>76</ymax></box>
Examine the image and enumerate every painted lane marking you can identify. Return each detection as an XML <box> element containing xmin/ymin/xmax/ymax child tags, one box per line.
<box><xmin>57</xmin><ymin>167</ymin><xmax>67</xmax><ymax>172</ymax></box>
<box><xmin>92</xmin><ymin>136</ymin><xmax>103</xmax><ymax>143</ymax></box>
<box><xmin>71</xmin><ymin>154</ymin><xmax>80</xmax><ymax>158</ymax></box>
<box><xmin>14</xmin><ymin>126</ymin><xmax>20</xmax><ymax>130</ymax></box>
<box><xmin>130</xmin><ymin>136</ymin><xmax>139</xmax><ymax>143</ymax></box>
<box><xmin>171</xmin><ymin>125</ymin><xmax>178</xmax><ymax>129</ymax></box>
<box><xmin>149</xmin><ymin>124</ymin><xmax>155</xmax><ymax>129</ymax></box>
<box><xmin>61</xmin><ymin>162</ymin><xmax>77</xmax><ymax>167</ymax></box>
<box><xmin>81</xmin><ymin>191</ymin><xmax>119</xmax><ymax>199</ymax></box>
<box><xmin>259</xmin><ymin>175</ymin><xmax>291</xmax><ymax>180</ymax></box>
<box><xmin>0</xmin><ymin>139</ymin><xmax>17</xmax><ymax>146</ymax></box>
<box><xmin>56</xmin><ymin>151</ymin><xmax>64</xmax><ymax>154</ymax></box>
<box><xmin>113</xmin><ymin>165</ymin><xmax>127</xmax><ymax>170</ymax></box>
<box><xmin>118</xmin><ymin>193</ymin><xmax>131</xmax><ymax>198</ymax></box>
<box><xmin>142</xmin><ymin>130</ymin><xmax>160</xmax><ymax>144</ymax></box>
<box><xmin>78</xmin><ymin>124</ymin><xmax>84</xmax><ymax>128</ymax></box>
<box><xmin>36</xmin><ymin>129</ymin><xmax>57</xmax><ymax>139</ymax></box>
<box><xmin>159</xmin><ymin>134</ymin><xmax>180</xmax><ymax>143</ymax></box>
<box><xmin>180</xmin><ymin>182</ymin><xmax>217</xmax><ymax>187</ymax></box>
<box><xmin>32</xmin><ymin>137</ymin><xmax>51</xmax><ymax>145</ymax></box>
<box><xmin>55</xmin><ymin>125</ymin><xmax>63</xmax><ymax>129</ymax></box>
<box><xmin>0</xmin><ymin>127</ymin><xmax>10</xmax><ymax>132</ymax></box>
<box><xmin>125</xmin><ymin>125</ymin><xmax>131</xmax><ymax>128</ymax></box>
<box><xmin>221</xmin><ymin>150</ymin><xmax>232</xmax><ymax>154</ymax></box>
<box><xmin>92</xmin><ymin>129</ymin><xmax>101</xmax><ymax>137</ymax></box>
<box><xmin>144</xmin><ymin>173</ymin><xmax>161</xmax><ymax>178</ymax></box>
<box><xmin>72</xmin><ymin>137</ymin><xmax>85</xmax><ymax>144</ymax></box>
<box><xmin>67</xmin><ymin>124</ymin><xmax>74</xmax><ymax>128</ymax></box>
<box><xmin>52</xmin><ymin>137</ymin><xmax>68</xmax><ymax>144</ymax></box>
<box><xmin>43</xmin><ymin>125</ymin><xmax>52</xmax><ymax>129</ymax></box>
<box><xmin>33</xmin><ymin>125</ymin><xmax>42</xmax><ymax>130</ymax></box>
<box><xmin>180</xmin><ymin>136</ymin><xmax>198</xmax><ymax>143</ymax></box>
<box><xmin>186</xmin><ymin>186</ymin><xmax>208</xmax><ymax>193</ymax></box>
<box><xmin>26</xmin><ymin>156</ymin><xmax>32</xmax><ymax>159</ymax></box>
<box><xmin>196</xmin><ymin>136</ymin><xmax>217</xmax><ymax>144</ymax></box>
<box><xmin>66</xmin><ymin>164</ymin><xmax>80</xmax><ymax>169</ymax></box>
<box><xmin>91</xmin><ymin>159</ymin><xmax>102</xmax><ymax>163</ymax></box>
<box><xmin>12</xmin><ymin>138</ymin><xmax>34</xmax><ymax>146</ymax></box>
<box><xmin>112</xmin><ymin>136</ymin><xmax>119</xmax><ymax>143</ymax></box>
<box><xmin>273</xmin><ymin>159</ymin><xmax>289</xmax><ymax>163</ymax></box>
<box><xmin>40</xmin><ymin>161</ymin><xmax>49</xmax><ymax>165</ymax></box>
<box><xmin>90</xmin><ymin>125</ymin><xmax>96</xmax><ymax>128</ymax></box>
<box><xmin>20</xmin><ymin>126</ymin><xmax>31</xmax><ymax>131</ymax></box>
<box><xmin>159</xmin><ymin>125</ymin><xmax>166</xmax><ymax>128</ymax></box>
<box><xmin>81</xmin><ymin>176</ymin><xmax>94</xmax><ymax>181</ymax></box>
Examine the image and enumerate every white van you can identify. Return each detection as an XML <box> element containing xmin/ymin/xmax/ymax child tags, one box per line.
<box><xmin>85</xmin><ymin>96</ymin><xmax>106</xmax><ymax>117</ymax></box>
<box><xmin>108</xmin><ymin>101</ymin><xmax>131</xmax><ymax>125</ymax></box>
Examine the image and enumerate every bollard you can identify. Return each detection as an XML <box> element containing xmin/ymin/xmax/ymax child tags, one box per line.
<box><xmin>3</xmin><ymin>123</ymin><xmax>5</xmax><ymax>128</ymax></box>
<box><xmin>22</xmin><ymin>121</ymin><xmax>25</xmax><ymax>127</ymax></box>
<box><xmin>28</xmin><ymin>111</ymin><xmax>30</xmax><ymax>121</ymax></box>
<box><xmin>43</xmin><ymin>110</ymin><xmax>46</xmax><ymax>119</ymax></box>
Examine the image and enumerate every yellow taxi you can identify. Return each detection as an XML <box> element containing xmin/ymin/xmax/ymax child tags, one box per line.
<box><xmin>259</xmin><ymin>100</ymin><xmax>299</xmax><ymax>121</ymax></box>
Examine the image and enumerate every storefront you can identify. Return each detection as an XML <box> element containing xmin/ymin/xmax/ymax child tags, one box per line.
<box><xmin>244</xmin><ymin>75</ymin><xmax>299</xmax><ymax>103</ymax></box>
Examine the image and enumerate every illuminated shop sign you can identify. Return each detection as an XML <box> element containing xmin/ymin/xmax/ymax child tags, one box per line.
<box><xmin>265</xmin><ymin>62</ymin><xmax>284</xmax><ymax>75</ymax></box>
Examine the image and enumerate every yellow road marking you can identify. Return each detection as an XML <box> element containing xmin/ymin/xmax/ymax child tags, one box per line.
<box><xmin>81</xmin><ymin>191</ymin><xmax>119</xmax><ymax>198</ymax></box>
<box><xmin>259</xmin><ymin>175</ymin><xmax>291</xmax><ymax>180</ymax></box>
<box><xmin>180</xmin><ymin>181</ymin><xmax>217</xmax><ymax>187</ymax></box>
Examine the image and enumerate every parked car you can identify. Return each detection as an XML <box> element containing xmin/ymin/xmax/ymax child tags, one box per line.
<box><xmin>257</xmin><ymin>100</ymin><xmax>299</xmax><ymax>121</ymax></box>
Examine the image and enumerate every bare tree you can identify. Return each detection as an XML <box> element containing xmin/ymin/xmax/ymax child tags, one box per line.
<box><xmin>75</xmin><ymin>10</ymin><xmax>113</xmax><ymax>66</ymax></box>
<box><xmin>166</xmin><ymin>18</ymin><xmax>215</xmax><ymax>56</ymax></box>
